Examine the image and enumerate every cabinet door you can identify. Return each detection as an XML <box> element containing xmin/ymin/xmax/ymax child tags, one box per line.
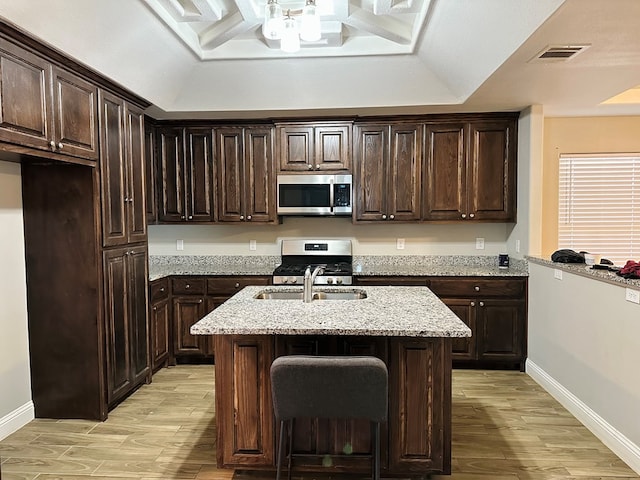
<box><xmin>51</xmin><ymin>66</ymin><xmax>98</xmax><ymax>160</ymax></box>
<box><xmin>216</xmin><ymin>127</ymin><xmax>244</xmax><ymax>221</ymax></box>
<box><xmin>423</xmin><ymin>123</ymin><xmax>466</xmax><ymax>220</ymax></box>
<box><xmin>151</xmin><ymin>296</ymin><xmax>170</xmax><ymax>371</ymax></box>
<box><xmin>440</xmin><ymin>298</ymin><xmax>476</xmax><ymax>360</ymax></box>
<box><xmin>476</xmin><ymin>299</ymin><xmax>525</xmax><ymax>361</ymax></box>
<box><xmin>468</xmin><ymin>120</ymin><xmax>516</xmax><ymax>221</ymax></box>
<box><xmin>144</xmin><ymin>122</ymin><xmax>157</xmax><ymax>223</ymax></box>
<box><xmin>185</xmin><ymin>127</ymin><xmax>214</xmax><ymax>221</ymax></box>
<box><xmin>388</xmin><ymin>123</ymin><xmax>421</xmax><ymax>221</ymax></box>
<box><xmin>277</xmin><ymin>125</ymin><xmax>313</xmax><ymax>171</ymax></box>
<box><xmin>124</xmin><ymin>104</ymin><xmax>147</xmax><ymax>242</ymax></box>
<box><xmin>389</xmin><ymin>338</ymin><xmax>449</xmax><ymax>474</ymax></box>
<box><xmin>173</xmin><ymin>296</ymin><xmax>208</xmax><ymax>356</ymax></box>
<box><xmin>354</xmin><ymin>124</ymin><xmax>388</xmax><ymax>221</ymax></box>
<box><xmin>215</xmin><ymin>335</ymin><xmax>274</xmax><ymax>467</ymax></box>
<box><xmin>158</xmin><ymin>128</ymin><xmax>186</xmax><ymax>222</ymax></box>
<box><xmin>0</xmin><ymin>39</ymin><xmax>52</xmax><ymax>151</ymax></box>
<box><xmin>315</xmin><ymin>124</ymin><xmax>351</xmax><ymax>171</ymax></box>
<box><xmin>128</xmin><ymin>246</ymin><xmax>149</xmax><ymax>385</ymax></box>
<box><xmin>103</xmin><ymin>249</ymin><xmax>132</xmax><ymax>405</ymax></box>
<box><xmin>245</xmin><ymin>127</ymin><xmax>276</xmax><ymax>223</ymax></box>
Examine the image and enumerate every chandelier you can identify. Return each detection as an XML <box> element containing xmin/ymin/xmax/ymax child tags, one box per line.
<box><xmin>262</xmin><ymin>0</ymin><xmax>322</xmax><ymax>53</ymax></box>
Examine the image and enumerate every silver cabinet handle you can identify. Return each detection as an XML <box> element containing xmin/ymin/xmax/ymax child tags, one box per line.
<box><xmin>247</xmin><ymin>215</ymin><xmax>252</xmax><ymax>220</ymax></box>
<box><xmin>479</xmin><ymin>301</ymin><xmax>484</xmax><ymax>307</ymax></box>
<box><xmin>308</xmin><ymin>164</ymin><xmax>313</xmax><ymax>169</ymax></box>
<box><xmin>474</xmin><ymin>286</ymin><xmax>480</xmax><ymax>292</ymax></box>
<box><xmin>461</xmin><ymin>213</ymin><xmax>467</xmax><ymax>219</ymax></box>
<box><xmin>58</xmin><ymin>142</ymin><xmax>63</xmax><ymax>149</ymax></box>
<box><xmin>188</xmin><ymin>215</ymin><xmax>193</xmax><ymax>220</ymax></box>
<box><xmin>198</xmin><ymin>299</ymin><xmax>202</xmax><ymax>303</ymax></box>
<box><xmin>240</xmin><ymin>215</ymin><xmax>244</xmax><ymax>220</ymax></box>
<box><xmin>316</xmin><ymin>164</ymin><xmax>320</xmax><ymax>170</ymax></box>
<box><xmin>389</xmin><ymin>214</ymin><xmax>395</xmax><ymax>220</ymax></box>
<box><xmin>235</xmin><ymin>283</ymin><xmax>240</xmax><ymax>288</ymax></box>
<box><xmin>49</xmin><ymin>140</ymin><xmax>56</xmax><ymax>149</ymax></box>
<box><xmin>181</xmin><ymin>215</ymin><xmax>185</xmax><ymax>220</ymax></box>
<box><xmin>160</xmin><ymin>287</ymin><xmax>165</xmax><ymax>292</ymax></box>
<box><xmin>382</xmin><ymin>214</ymin><xmax>387</xmax><ymax>220</ymax></box>
<box><xmin>185</xmin><ymin>284</ymin><xmax>190</xmax><ymax>289</ymax></box>
<box><xmin>470</xmin><ymin>301</ymin><xmax>475</xmax><ymax>307</ymax></box>
<box><xmin>469</xmin><ymin>213</ymin><xmax>475</xmax><ymax>218</ymax></box>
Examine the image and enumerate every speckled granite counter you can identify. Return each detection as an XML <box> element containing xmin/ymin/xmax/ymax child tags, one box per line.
<box><xmin>191</xmin><ymin>285</ymin><xmax>471</xmax><ymax>338</ymax></box>
<box><xmin>527</xmin><ymin>256</ymin><xmax>640</xmax><ymax>289</ymax></box>
<box><xmin>149</xmin><ymin>254</ymin><xmax>528</xmax><ymax>281</ymax></box>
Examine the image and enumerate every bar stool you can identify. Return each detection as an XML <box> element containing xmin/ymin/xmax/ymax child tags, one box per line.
<box><xmin>270</xmin><ymin>355</ymin><xmax>388</xmax><ymax>480</ymax></box>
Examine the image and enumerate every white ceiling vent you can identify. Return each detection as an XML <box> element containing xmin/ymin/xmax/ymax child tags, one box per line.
<box><xmin>530</xmin><ymin>44</ymin><xmax>591</xmax><ymax>63</ymax></box>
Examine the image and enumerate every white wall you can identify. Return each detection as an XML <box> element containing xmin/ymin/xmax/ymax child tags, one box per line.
<box><xmin>527</xmin><ymin>262</ymin><xmax>640</xmax><ymax>473</ymax></box>
<box><xmin>148</xmin><ymin>219</ymin><xmax>512</xmax><ymax>256</ymax></box>
<box><xmin>0</xmin><ymin>160</ymin><xmax>33</xmax><ymax>439</ymax></box>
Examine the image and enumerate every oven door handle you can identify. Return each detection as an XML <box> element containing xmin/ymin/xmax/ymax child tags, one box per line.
<box><xmin>329</xmin><ymin>177</ymin><xmax>335</xmax><ymax>213</ymax></box>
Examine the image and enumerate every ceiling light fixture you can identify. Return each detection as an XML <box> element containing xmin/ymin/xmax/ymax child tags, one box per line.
<box><xmin>262</xmin><ymin>0</ymin><xmax>322</xmax><ymax>53</ymax></box>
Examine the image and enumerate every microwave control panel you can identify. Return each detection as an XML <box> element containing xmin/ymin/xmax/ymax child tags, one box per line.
<box><xmin>334</xmin><ymin>184</ymin><xmax>351</xmax><ymax>207</ymax></box>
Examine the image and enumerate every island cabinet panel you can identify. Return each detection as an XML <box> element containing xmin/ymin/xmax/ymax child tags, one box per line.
<box><xmin>0</xmin><ymin>38</ymin><xmax>99</xmax><ymax>161</ymax></box>
<box><xmin>353</xmin><ymin>122</ymin><xmax>422</xmax><ymax>222</ymax></box>
<box><xmin>216</xmin><ymin>126</ymin><xmax>276</xmax><ymax>223</ymax></box>
<box><xmin>389</xmin><ymin>338</ymin><xmax>450</xmax><ymax>474</ymax></box>
<box><xmin>276</xmin><ymin>122</ymin><xmax>351</xmax><ymax>171</ymax></box>
<box><xmin>172</xmin><ymin>277</ymin><xmax>212</xmax><ymax>360</ymax></box>
<box><xmin>215</xmin><ymin>335</ymin><xmax>274</xmax><ymax>468</ymax></box>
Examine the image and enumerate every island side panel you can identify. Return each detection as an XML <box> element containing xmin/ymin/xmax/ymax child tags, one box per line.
<box><xmin>389</xmin><ymin>337</ymin><xmax>452</xmax><ymax>475</ymax></box>
<box><xmin>215</xmin><ymin>335</ymin><xmax>274</xmax><ymax>468</ymax></box>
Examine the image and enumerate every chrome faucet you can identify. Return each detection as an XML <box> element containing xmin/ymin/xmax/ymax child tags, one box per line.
<box><xmin>303</xmin><ymin>265</ymin><xmax>325</xmax><ymax>303</ymax></box>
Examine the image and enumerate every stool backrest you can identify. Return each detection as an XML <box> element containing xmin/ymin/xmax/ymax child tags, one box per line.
<box><xmin>270</xmin><ymin>355</ymin><xmax>388</xmax><ymax>422</ymax></box>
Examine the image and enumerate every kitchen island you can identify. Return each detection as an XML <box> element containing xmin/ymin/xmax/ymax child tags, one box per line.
<box><xmin>191</xmin><ymin>285</ymin><xmax>471</xmax><ymax>477</ymax></box>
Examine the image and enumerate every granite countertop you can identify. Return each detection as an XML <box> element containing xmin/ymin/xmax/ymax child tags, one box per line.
<box><xmin>190</xmin><ymin>285</ymin><xmax>472</xmax><ymax>338</ymax></box>
<box><xmin>149</xmin><ymin>255</ymin><xmax>529</xmax><ymax>281</ymax></box>
<box><xmin>527</xmin><ymin>256</ymin><xmax>640</xmax><ymax>289</ymax></box>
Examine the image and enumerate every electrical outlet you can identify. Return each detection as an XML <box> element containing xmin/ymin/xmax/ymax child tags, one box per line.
<box><xmin>475</xmin><ymin>238</ymin><xmax>485</xmax><ymax>250</ymax></box>
<box><xmin>249</xmin><ymin>240</ymin><xmax>257</xmax><ymax>251</ymax></box>
<box><xmin>625</xmin><ymin>288</ymin><xmax>640</xmax><ymax>304</ymax></box>
<box><xmin>554</xmin><ymin>269</ymin><xmax>563</xmax><ymax>280</ymax></box>
<box><xmin>515</xmin><ymin>239</ymin><xmax>521</xmax><ymax>253</ymax></box>
<box><xmin>176</xmin><ymin>239</ymin><xmax>184</xmax><ymax>251</ymax></box>
<box><xmin>396</xmin><ymin>238</ymin><xmax>405</xmax><ymax>250</ymax></box>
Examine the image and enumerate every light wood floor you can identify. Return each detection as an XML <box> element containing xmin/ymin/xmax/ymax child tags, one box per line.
<box><xmin>0</xmin><ymin>365</ymin><xmax>637</xmax><ymax>480</ymax></box>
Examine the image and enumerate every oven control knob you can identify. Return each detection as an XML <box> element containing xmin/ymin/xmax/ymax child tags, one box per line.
<box><xmin>327</xmin><ymin>278</ymin><xmax>333</xmax><ymax>284</ymax></box>
<box><xmin>289</xmin><ymin>277</ymin><xmax>298</xmax><ymax>284</ymax></box>
<box><xmin>336</xmin><ymin>278</ymin><xmax>343</xmax><ymax>285</ymax></box>
<box><xmin>282</xmin><ymin>278</ymin><xmax>289</xmax><ymax>284</ymax></box>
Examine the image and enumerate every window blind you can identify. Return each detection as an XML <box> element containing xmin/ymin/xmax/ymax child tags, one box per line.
<box><xmin>558</xmin><ymin>154</ymin><xmax>639</xmax><ymax>266</ymax></box>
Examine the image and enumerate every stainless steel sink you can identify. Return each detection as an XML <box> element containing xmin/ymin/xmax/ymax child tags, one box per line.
<box><xmin>254</xmin><ymin>289</ymin><xmax>367</xmax><ymax>300</ymax></box>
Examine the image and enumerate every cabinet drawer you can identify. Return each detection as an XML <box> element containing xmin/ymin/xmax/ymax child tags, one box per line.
<box><xmin>172</xmin><ymin>277</ymin><xmax>206</xmax><ymax>295</ymax></box>
<box><xmin>428</xmin><ymin>278</ymin><xmax>526</xmax><ymax>298</ymax></box>
<box><xmin>150</xmin><ymin>278</ymin><xmax>169</xmax><ymax>302</ymax></box>
<box><xmin>207</xmin><ymin>276</ymin><xmax>271</xmax><ymax>295</ymax></box>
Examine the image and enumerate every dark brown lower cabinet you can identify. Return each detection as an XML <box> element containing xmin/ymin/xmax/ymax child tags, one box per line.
<box><xmin>214</xmin><ymin>334</ymin><xmax>451</xmax><ymax>476</ymax></box>
<box><xmin>149</xmin><ymin>277</ymin><xmax>170</xmax><ymax>371</ymax></box>
<box><xmin>103</xmin><ymin>245</ymin><xmax>150</xmax><ymax>406</ymax></box>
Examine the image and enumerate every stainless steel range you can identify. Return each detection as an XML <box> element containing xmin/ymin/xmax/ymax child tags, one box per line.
<box><xmin>273</xmin><ymin>239</ymin><xmax>353</xmax><ymax>286</ymax></box>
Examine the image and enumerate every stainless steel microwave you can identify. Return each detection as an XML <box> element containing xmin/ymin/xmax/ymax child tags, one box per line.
<box><xmin>277</xmin><ymin>174</ymin><xmax>353</xmax><ymax>216</ymax></box>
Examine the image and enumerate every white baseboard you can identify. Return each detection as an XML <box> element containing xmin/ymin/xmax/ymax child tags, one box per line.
<box><xmin>526</xmin><ymin>359</ymin><xmax>640</xmax><ymax>475</ymax></box>
<box><xmin>0</xmin><ymin>401</ymin><xmax>34</xmax><ymax>441</ymax></box>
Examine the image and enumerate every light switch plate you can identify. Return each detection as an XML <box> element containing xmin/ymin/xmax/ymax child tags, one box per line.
<box><xmin>396</xmin><ymin>238</ymin><xmax>405</xmax><ymax>250</ymax></box>
<box><xmin>249</xmin><ymin>240</ymin><xmax>257</xmax><ymax>251</ymax></box>
<box><xmin>475</xmin><ymin>238</ymin><xmax>485</xmax><ymax>250</ymax></box>
<box><xmin>515</xmin><ymin>239</ymin><xmax>521</xmax><ymax>253</ymax></box>
<box><xmin>554</xmin><ymin>269</ymin><xmax>563</xmax><ymax>280</ymax></box>
<box><xmin>176</xmin><ymin>239</ymin><xmax>184</xmax><ymax>251</ymax></box>
<box><xmin>625</xmin><ymin>288</ymin><xmax>640</xmax><ymax>304</ymax></box>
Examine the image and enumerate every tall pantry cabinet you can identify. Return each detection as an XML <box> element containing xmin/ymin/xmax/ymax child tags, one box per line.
<box><xmin>4</xmin><ymin>19</ymin><xmax>151</xmax><ymax>420</ymax></box>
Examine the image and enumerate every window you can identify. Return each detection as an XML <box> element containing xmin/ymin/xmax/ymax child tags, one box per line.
<box><xmin>558</xmin><ymin>154</ymin><xmax>639</xmax><ymax>265</ymax></box>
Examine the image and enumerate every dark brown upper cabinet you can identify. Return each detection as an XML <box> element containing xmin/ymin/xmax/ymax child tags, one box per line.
<box><xmin>276</xmin><ymin>122</ymin><xmax>351</xmax><ymax>172</ymax></box>
<box><xmin>99</xmin><ymin>90</ymin><xmax>147</xmax><ymax>247</ymax></box>
<box><xmin>423</xmin><ymin>117</ymin><xmax>517</xmax><ymax>222</ymax></box>
<box><xmin>0</xmin><ymin>38</ymin><xmax>98</xmax><ymax>161</ymax></box>
<box><xmin>353</xmin><ymin>122</ymin><xmax>422</xmax><ymax>222</ymax></box>
<box><xmin>216</xmin><ymin>126</ymin><xmax>276</xmax><ymax>223</ymax></box>
<box><xmin>157</xmin><ymin>127</ymin><xmax>214</xmax><ymax>223</ymax></box>
<box><xmin>144</xmin><ymin>120</ymin><xmax>158</xmax><ymax>224</ymax></box>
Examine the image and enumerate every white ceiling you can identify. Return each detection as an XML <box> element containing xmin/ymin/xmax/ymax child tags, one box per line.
<box><xmin>1</xmin><ymin>0</ymin><xmax>639</xmax><ymax>119</ymax></box>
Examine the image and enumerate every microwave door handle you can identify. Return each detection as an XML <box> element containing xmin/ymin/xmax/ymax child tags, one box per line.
<box><xmin>329</xmin><ymin>178</ymin><xmax>335</xmax><ymax>213</ymax></box>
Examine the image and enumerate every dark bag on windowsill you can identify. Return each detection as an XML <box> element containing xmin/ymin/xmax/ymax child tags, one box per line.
<box><xmin>617</xmin><ymin>260</ymin><xmax>640</xmax><ymax>279</ymax></box>
<box><xmin>551</xmin><ymin>249</ymin><xmax>585</xmax><ymax>263</ymax></box>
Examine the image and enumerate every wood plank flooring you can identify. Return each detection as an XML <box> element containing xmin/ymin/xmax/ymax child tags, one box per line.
<box><xmin>0</xmin><ymin>366</ymin><xmax>637</xmax><ymax>479</ymax></box>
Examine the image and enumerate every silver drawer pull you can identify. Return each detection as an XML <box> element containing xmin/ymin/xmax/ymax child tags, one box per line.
<box><xmin>474</xmin><ymin>286</ymin><xmax>480</xmax><ymax>291</ymax></box>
